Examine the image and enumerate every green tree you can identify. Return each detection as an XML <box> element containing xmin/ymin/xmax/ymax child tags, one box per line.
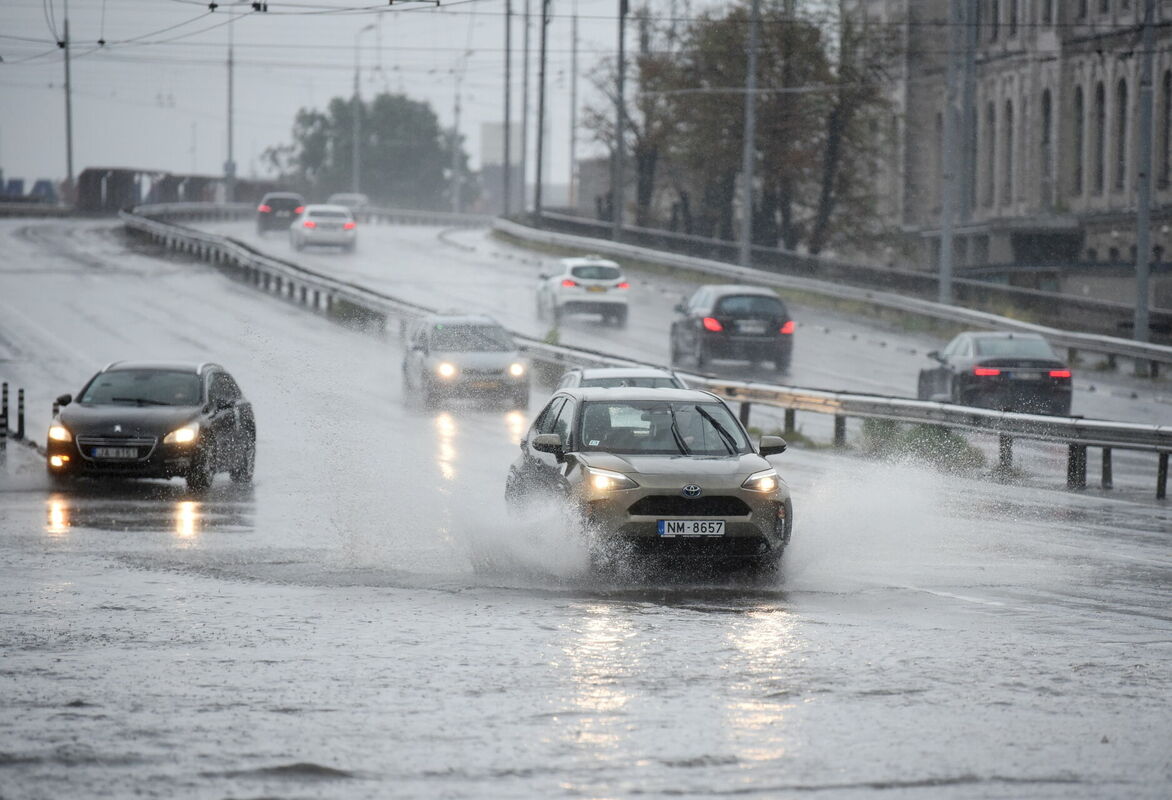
<box><xmin>263</xmin><ymin>92</ymin><xmax>473</xmax><ymax>210</ymax></box>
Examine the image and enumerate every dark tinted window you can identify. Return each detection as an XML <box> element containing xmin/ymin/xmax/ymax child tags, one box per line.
<box><xmin>570</xmin><ymin>265</ymin><xmax>622</xmax><ymax>280</ymax></box>
<box><xmin>974</xmin><ymin>337</ymin><xmax>1057</xmax><ymax>359</ymax></box>
<box><xmin>308</xmin><ymin>210</ymin><xmax>351</xmax><ymax>219</ymax></box>
<box><xmin>714</xmin><ymin>295</ymin><xmax>787</xmax><ymax>316</ymax></box>
<box><xmin>579</xmin><ymin>401</ymin><xmax>750</xmax><ymax>455</ymax></box>
<box><xmin>534</xmin><ymin>397</ymin><xmax>566</xmax><ymax>436</ymax></box>
<box><xmin>430</xmin><ymin>324</ymin><xmax>514</xmax><ymax>352</ymax></box>
<box><xmin>81</xmin><ymin>370</ymin><xmax>202</xmax><ymax>406</ymax></box>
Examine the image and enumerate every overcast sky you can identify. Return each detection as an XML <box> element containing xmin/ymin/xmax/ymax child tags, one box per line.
<box><xmin>2</xmin><ymin>0</ymin><xmax>712</xmax><ymax>191</ymax></box>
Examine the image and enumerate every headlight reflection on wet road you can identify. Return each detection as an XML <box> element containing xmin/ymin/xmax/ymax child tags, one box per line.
<box><xmin>725</xmin><ymin>608</ymin><xmax>797</xmax><ymax>762</ymax></box>
<box><xmin>564</xmin><ymin>605</ymin><xmax>637</xmax><ymax>753</ymax></box>
<box><xmin>46</xmin><ymin>496</ymin><xmax>70</xmax><ymax>536</ymax></box>
<box><xmin>173</xmin><ymin>501</ymin><xmax>200</xmax><ymax>542</ymax></box>
<box><xmin>435</xmin><ymin>412</ymin><xmax>458</xmax><ymax>482</ymax></box>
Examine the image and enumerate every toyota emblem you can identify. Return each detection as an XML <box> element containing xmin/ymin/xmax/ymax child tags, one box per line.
<box><xmin>681</xmin><ymin>484</ymin><xmax>703</xmax><ymax>498</ymax></box>
<box><xmin>114</xmin><ymin>424</ymin><xmax>122</xmax><ymax>433</ymax></box>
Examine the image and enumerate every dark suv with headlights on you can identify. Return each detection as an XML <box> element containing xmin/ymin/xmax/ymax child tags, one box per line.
<box><xmin>256</xmin><ymin>191</ymin><xmax>305</xmax><ymax>234</ymax></box>
<box><xmin>47</xmin><ymin>361</ymin><xmax>256</xmax><ymax>492</ymax></box>
<box><xmin>670</xmin><ymin>284</ymin><xmax>794</xmax><ymax>373</ymax></box>
<box><xmin>505</xmin><ymin>387</ymin><xmax>792</xmax><ymax>570</ymax></box>
<box><xmin>402</xmin><ymin>313</ymin><xmax>530</xmax><ymax>408</ymax></box>
<box><xmin>916</xmin><ymin>331</ymin><xmax>1073</xmax><ymax>416</ymax></box>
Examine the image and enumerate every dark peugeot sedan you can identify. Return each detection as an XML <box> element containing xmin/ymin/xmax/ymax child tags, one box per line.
<box><xmin>669</xmin><ymin>285</ymin><xmax>794</xmax><ymax>373</ymax></box>
<box><xmin>47</xmin><ymin>362</ymin><xmax>256</xmax><ymax>492</ymax></box>
<box><xmin>256</xmin><ymin>191</ymin><xmax>305</xmax><ymax>234</ymax></box>
<box><xmin>917</xmin><ymin>331</ymin><xmax>1073</xmax><ymax>416</ymax></box>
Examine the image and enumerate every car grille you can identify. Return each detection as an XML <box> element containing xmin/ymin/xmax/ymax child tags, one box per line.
<box><xmin>461</xmin><ymin>368</ymin><xmax>505</xmax><ymax>377</ymax></box>
<box><xmin>627</xmin><ymin>495</ymin><xmax>753</xmax><ymax>517</ymax></box>
<box><xmin>76</xmin><ymin>436</ymin><xmax>157</xmax><ymax>461</ymax></box>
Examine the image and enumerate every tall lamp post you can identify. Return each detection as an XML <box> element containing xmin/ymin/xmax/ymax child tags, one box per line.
<box><xmin>534</xmin><ymin>0</ymin><xmax>551</xmax><ymax>221</ymax></box>
<box><xmin>352</xmin><ymin>23</ymin><xmax>376</xmax><ymax>194</ymax></box>
<box><xmin>612</xmin><ymin>0</ymin><xmax>629</xmax><ymax>239</ymax></box>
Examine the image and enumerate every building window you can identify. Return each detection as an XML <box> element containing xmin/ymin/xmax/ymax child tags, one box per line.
<box><xmin>1041</xmin><ymin>0</ymin><xmax>1054</xmax><ymax>24</ymax></box>
<box><xmin>990</xmin><ymin>0</ymin><xmax>999</xmax><ymax>41</ymax></box>
<box><xmin>1073</xmin><ymin>86</ymin><xmax>1085</xmax><ymax>195</ymax></box>
<box><xmin>1078</xmin><ymin>0</ymin><xmax>1088</xmax><ymax>19</ymax></box>
<box><xmin>1086</xmin><ymin>248</ymin><xmax>1098</xmax><ymax>262</ymax></box>
<box><xmin>1099</xmin><ymin>0</ymin><xmax>1110</xmax><ymax>13</ymax></box>
<box><xmin>1094</xmin><ymin>82</ymin><xmax>1106</xmax><ymax>195</ymax></box>
<box><xmin>1161</xmin><ymin>71</ymin><xmax>1171</xmax><ymax>189</ymax></box>
<box><xmin>1003</xmin><ymin>100</ymin><xmax>1014</xmax><ymax>205</ymax></box>
<box><xmin>1041</xmin><ymin>90</ymin><xmax>1053</xmax><ymax>205</ymax></box>
<box><xmin>985</xmin><ymin>102</ymin><xmax>996</xmax><ymax>207</ymax></box>
<box><xmin>1115</xmin><ymin>78</ymin><xmax>1128</xmax><ymax>191</ymax></box>
<box><xmin>1009</xmin><ymin>0</ymin><xmax>1018</xmax><ymax>36</ymax></box>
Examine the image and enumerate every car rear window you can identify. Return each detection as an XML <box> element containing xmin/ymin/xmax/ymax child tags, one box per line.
<box><xmin>264</xmin><ymin>196</ymin><xmax>302</xmax><ymax>208</ymax></box>
<box><xmin>714</xmin><ymin>295</ymin><xmax>786</xmax><ymax>316</ymax></box>
<box><xmin>974</xmin><ymin>337</ymin><xmax>1057</xmax><ymax>359</ymax></box>
<box><xmin>308</xmin><ymin>210</ymin><xmax>350</xmax><ymax>219</ymax></box>
<box><xmin>80</xmin><ymin>370</ymin><xmax>202</xmax><ymax>406</ymax></box>
<box><xmin>580</xmin><ymin>377</ymin><xmax>682</xmax><ymax>389</ymax></box>
<box><xmin>430</xmin><ymin>324</ymin><xmax>515</xmax><ymax>352</ymax></box>
<box><xmin>570</xmin><ymin>265</ymin><xmax>622</xmax><ymax>280</ymax></box>
<box><xmin>578</xmin><ymin>401</ymin><xmax>750</xmax><ymax>455</ymax></box>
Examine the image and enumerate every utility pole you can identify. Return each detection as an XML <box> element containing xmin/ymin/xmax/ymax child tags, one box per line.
<box><xmin>534</xmin><ymin>0</ymin><xmax>551</xmax><ymax>221</ymax></box>
<box><xmin>225</xmin><ymin>12</ymin><xmax>236</xmax><ymax>202</ymax></box>
<box><xmin>352</xmin><ymin>23</ymin><xmax>375</xmax><ymax>194</ymax></box>
<box><xmin>738</xmin><ymin>0</ymin><xmax>760</xmax><ymax>266</ymax></box>
<box><xmin>569</xmin><ymin>0</ymin><xmax>578</xmax><ymax>209</ymax></box>
<box><xmin>937</xmin><ymin>0</ymin><xmax>963</xmax><ymax>304</ymax></box>
<box><xmin>62</xmin><ymin>1</ymin><xmax>74</xmax><ymax>202</ymax></box>
<box><xmin>521</xmin><ymin>0</ymin><xmax>531</xmax><ymax>212</ymax></box>
<box><xmin>504</xmin><ymin>0</ymin><xmax>513</xmax><ymax>215</ymax></box>
<box><xmin>612</xmin><ymin>0</ymin><xmax>629</xmax><ymax>239</ymax></box>
<box><xmin>452</xmin><ymin>84</ymin><xmax>462</xmax><ymax>213</ymax></box>
<box><xmin>1135</xmin><ymin>0</ymin><xmax>1156</xmax><ymax>355</ymax></box>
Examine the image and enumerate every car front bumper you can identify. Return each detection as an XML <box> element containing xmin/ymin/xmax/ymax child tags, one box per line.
<box><xmin>47</xmin><ymin>437</ymin><xmax>196</xmax><ymax>479</ymax></box>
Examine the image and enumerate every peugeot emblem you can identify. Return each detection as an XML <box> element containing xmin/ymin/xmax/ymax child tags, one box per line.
<box><xmin>114</xmin><ymin>424</ymin><xmax>122</xmax><ymax>433</ymax></box>
<box><xmin>681</xmin><ymin>484</ymin><xmax>703</xmax><ymax>499</ymax></box>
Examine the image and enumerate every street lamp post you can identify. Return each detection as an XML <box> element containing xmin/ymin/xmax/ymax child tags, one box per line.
<box><xmin>353</xmin><ymin>23</ymin><xmax>376</xmax><ymax>194</ymax></box>
<box><xmin>612</xmin><ymin>0</ymin><xmax>628</xmax><ymax>239</ymax></box>
<box><xmin>534</xmin><ymin>0</ymin><xmax>551</xmax><ymax>222</ymax></box>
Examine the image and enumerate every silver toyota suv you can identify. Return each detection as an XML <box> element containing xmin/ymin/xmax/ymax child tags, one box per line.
<box><xmin>505</xmin><ymin>387</ymin><xmax>792</xmax><ymax>569</ymax></box>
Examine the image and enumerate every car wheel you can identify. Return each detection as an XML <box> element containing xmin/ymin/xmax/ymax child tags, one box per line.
<box><xmin>669</xmin><ymin>328</ymin><xmax>681</xmax><ymax>365</ymax></box>
<box><xmin>916</xmin><ymin>372</ymin><xmax>930</xmax><ymax>400</ymax></box>
<box><xmin>46</xmin><ymin>467</ymin><xmax>71</xmax><ymax>489</ymax></box>
<box><xmin>229</xmin><ymin>443</ymin><xmax>255</xmax><ymax>485</ymax></box>
<box><xmin>775</xmin><ymin>352</ymin><xmax>791</xmax><ymax>374</ymax></box>
<box><xmin>422</xmin><ymin>378</ymin><xmax>441</xmax><ymax>408</ymax></box>
<box><xmin>552</xmin><ymin>303</ymin><xmax>563</xmax><ymax>324</ymax></box>
<box><xmin>186</xmin><ymin>444</ymin><xmax>215</xmax><ymax>493</ymax></box>
<box><xmin>510</xmin><ymin>388</ymin><xmax>530</xmax><ymax>410</ymax></box>
<box><xmin>949</xmin><ymin>378</ymin><xmax>964</xmax><ymax>405</ymax></box>
<box><xmin>695</xmin><ymin>340</ymin><xmax>709</xmax><ymax>369</ymax></box>
<box><xmin>612</xmin><ymin>307</ymin><xmax>628</xmax><ymax>328</ymax></box>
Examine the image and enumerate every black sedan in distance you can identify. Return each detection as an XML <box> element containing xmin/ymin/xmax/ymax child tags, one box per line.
<box><xmin>917</xmin><ymin>331</ymin><xmax>1073</xmax><ymax>415</ymax></box>
<box><xmin>256</xmin><ymin>191</ymin><xmax>305</xmax><ymax>234</ymax></box>
<box><xmin>670</xmin><ymin>285</ymin><xmax>794</xmax><ymax>373</ymax></box>
<box><xmin>47</xmin><ymin>362</ymin><xmax>256</xmax><ymax>492</ymax></box>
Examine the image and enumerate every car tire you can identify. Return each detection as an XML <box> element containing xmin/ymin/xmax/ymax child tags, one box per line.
<box><xmin>612</xmin><ymin>307</ymin><xmax>628</xmax><ymax>328</ymax></box>
<box><xmin>46</xmin><ymin>468</ymin><xmax>71</xmax><ymax>489</ymax></box>
<box><xmin>510</xmin><ymin>388</ymin><xmax>530</xmax><ymax>410</ymax></box>
<box><xmin>229</xmin><ymin>443</ymin><xmax>255</xmax><ymax>485</ymax></box>
<box><xmin>422</xmin><ymin>378</ymin><xmax>441</xmax><ymax>408</ymax></box>
<box><xmin>669</xmin><ymin>328</ymin><xmax>681</xmax><ymax>366</ymax></box>
<box><xmin>186</xmin><ymin>444</ymin><xmax>215</xmax><ymax>493</ymax></box>
<box><xmin>552</xmin><ymin>303</ymin><xmax>563</xmax><ymax>324</ymax></box>
<box><xmin>695</xmin><ymin>340</ymin><xmax>709</xmax><ymax>369</ymax></box>
<box><xmin>916</xmin><ymin>372</ymin><xmax>930</xmax><ymax>400</ymax></box>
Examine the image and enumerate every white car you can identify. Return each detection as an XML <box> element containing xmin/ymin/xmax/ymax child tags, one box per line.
<box><xmin>325</xmin><ymin>192</ymin><xmax>370</xmax><ymax>213</ymax></box>
<box><xmin>536</xmin><ymin>256</ymin><xmax>629</xmax><ymax>326</ymax></box>
<box><xmin>289</xmin><ymin>204</ymin><xmax>357</xmax><ymax>252</ymax></box>
<box><xmin>556</xmin><ymin>366</ymin><xmax>687</xmax><ymax>390</ymax></box>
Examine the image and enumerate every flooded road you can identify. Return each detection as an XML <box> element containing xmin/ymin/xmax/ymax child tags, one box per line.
<box><xmin>1</xmin><ymin>220</ymin><xmax>1170</xmax><ymax>798</ymax></box>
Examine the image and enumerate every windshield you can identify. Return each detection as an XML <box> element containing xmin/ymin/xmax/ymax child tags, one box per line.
<box><xmin>714</xmin><ymin>295</ymin><xmax>786</xmax><ymax>317</ymax></box>
<box><xmin>308</xmin><ymin>210</ymin><xmax>350</xmax><ymax>220</ymax></box>
<box><xmin>80</xmin><ymin>370</ymin><xmax>202</xmax><ymax>406</ymax></box>
<box><xmin>430</xmin><ymin>324</ymin><xmax>515</xmax><ymax>353</ymax></box>
<box><xmin>579</xmin><ymin>400</ymin><xmax>750</xmax><ymax>455</ymax></box>
<box><xmin>570</xmin><ymin>265</ymin><xmax>622</xmax><ymax>280</ymax></box>
<box><xmin>580</xmin><ymin>376</ymin><xmax>682</xmax><ymax>389</ymax></box>
<box><xmin>974</xmin><ymin>336</ymin><xmax>1057</xmax><ymax>359</ymax></box>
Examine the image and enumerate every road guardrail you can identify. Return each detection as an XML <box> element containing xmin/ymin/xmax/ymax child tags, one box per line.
<box><xmin>122</xmin><ymin>203</ymin><xmax>1171</xmax><ymax>499</ymax></box>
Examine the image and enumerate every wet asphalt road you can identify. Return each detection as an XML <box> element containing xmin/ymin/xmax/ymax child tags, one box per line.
<box><xmin>0</xmin><ymin>219</ymin><xmax>1170</xmax><ymax>798</ymax></box>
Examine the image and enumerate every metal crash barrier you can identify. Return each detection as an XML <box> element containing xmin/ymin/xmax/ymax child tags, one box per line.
<box><xmin>121</xmin><ymin>203</ymin><xmax>1172</xmax><ymax>499</ymax></box>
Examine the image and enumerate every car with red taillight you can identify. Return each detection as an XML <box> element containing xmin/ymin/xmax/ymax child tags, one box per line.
<box><xmin>289</xmin><ymin>204</ymin><xmax>358</xmax><ymax>252</ymax></box>
<box><xmin>256</xmin><ymin>191</ymin><xmax>305</xmax><ymax>234</ymax></box>
<box><xmin>537</xmin><ymin>256</ymin><xmax>630</xmax><ymax>326</ymax></box>
<box><xmin>669</xmin><ymin>285</ymin><xmax>794</xmax><ymax>373</ymax></box>
<box><xmin>917</xmin><ymin>331</ymin><xmax>1073</xmax><ymax>416</ymax></box>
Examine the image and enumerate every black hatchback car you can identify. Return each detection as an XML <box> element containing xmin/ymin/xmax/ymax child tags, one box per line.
<box><xmin>670</xmin><ymin>285</ymin><xmax>794</xmax><ymax>373</ymax></box>
<box><xmin>256</xmin><ymin>192</ymin><xmax>305</xmax><ymax>234</ymax></box>
<box><xmin>46</xmin><ymin>362</ymin><xmax>256</xmax><ymax>492</ymax></box>
<box><xmin>916</xmin><ymin>331</ymin><xmax>1073</xmax><ymax>416</ymax></box>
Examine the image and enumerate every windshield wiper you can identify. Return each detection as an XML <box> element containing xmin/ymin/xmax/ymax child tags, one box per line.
<box><xmin>667</xmin><ymin>405</ymin><xmax>691</xmax><ymax>455</ymax></box>
<box><xmin>694</xmin><ymin>405</ymin><xmax>737</xmax><ymax>454</ymax></box>
<box><xmin>110</xmin><ymin>397</ymin><xmax>171</xmax><ymax>406</ymax></box>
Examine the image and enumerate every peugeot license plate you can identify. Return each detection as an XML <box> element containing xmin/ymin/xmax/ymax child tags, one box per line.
<box><xmin>93</xmin><ymin>447</ymin><xmax>138</xmax><ymax>459</ymax></box>
<box><xmin>657</xmin><ymin>519</ymin><xmax>725</xmax><ymax>537</ymax></box>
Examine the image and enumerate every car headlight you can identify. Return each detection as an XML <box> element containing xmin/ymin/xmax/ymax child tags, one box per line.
<box><xmin>48</xmin><ymin>424</ymin><xmax>72</xmax><ymax>442</ymax></box>
<box><xmin>586</xmin><ymin>467</ymin><xmax>639</xmax><ymax>491</ymax></box>
<box><xmin>436</xmin><ymin>362</ymin><xmax>458</xmax><ymax>379</ymax></box>
<box><xmin>164</xmin><ymin>423</ymin><xmax>200</xmax><ymax>445</ymax></box>
<box><xmin>508</xmin><ymin>362</ymin><xmax>526</xmax><ymax>378</ymax></box>
<box><xmin>741</xmin><ymin>469</ymin><xmax>780</xmax><ymax>493</ymax></box>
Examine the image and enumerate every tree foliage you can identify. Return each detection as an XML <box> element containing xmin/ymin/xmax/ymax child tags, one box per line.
<box><xmin>584</xmin><ymin>0</ymin><xmax>893</xmax><ymax>255</ymax></box>
<box><xmin>263</xmin><ymin>92</ymin><xmax>475</xmax><ymax>210</ymax></box>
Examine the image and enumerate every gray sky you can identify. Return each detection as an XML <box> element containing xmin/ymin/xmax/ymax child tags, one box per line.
<box><xmin>1</xmin><ymin>0</ymin><xmax>668</xmax><ymax>189</ymax></box>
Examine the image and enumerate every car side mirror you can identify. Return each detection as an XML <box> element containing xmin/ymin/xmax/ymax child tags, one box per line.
<box><xmin>532</xmin><ymin>433</ymin><xmax>564</xmax><ymax>456</ymax></box>
<box><xmin>56</xmin><ymin>393</ymin><xmax>73</xmax><ymax>407</ymax></box>
<box><xmin>673</xmin><ymin>302</ymin><xmax>686</xmax><ymax>314</ymax></box>
<box><xmin>927</xmin><ymin>350</ymin><xmax>941</xmax><ymax>362</ymax></box>
<box><xmin>759</xmin><ymin>435</ymin><xmax>787</xmax><ymax>456</ymax></box>
<box><xmin>539</xmin><ymin>273</ymin><xmax>550</xmax><ymax>280</ymax></box>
